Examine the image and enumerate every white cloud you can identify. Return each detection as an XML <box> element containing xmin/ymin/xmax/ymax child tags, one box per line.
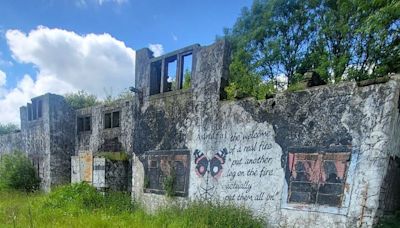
<box><xmin>0</xmin><ymin>70</ymin><xmax>6</xmax><ymax>86</ymax></box>
<box><xmin>1</xmin><ymin>26</ymin><xmax>136</xmax><ymax>125</ymax></box>
<box><xmin>148</xmin><ymin>44</ymin><xmax>164</xmax><ymax>57</ymax></box>
<box><xmin>97</xmin><ymin>0</ymin><xmax>128</xmax><ymax>5</ymax></box>
<box><xmin>76</xmin><ymin>0</ymin><xmax>128</xmax><ymax>7</ymax></box>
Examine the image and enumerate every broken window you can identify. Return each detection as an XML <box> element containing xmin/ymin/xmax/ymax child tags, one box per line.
<box><xmin>181</xmin><ymin>53</ymin><xmax>192</xmax><ymax>90</ymax></box>
<box><xmin>104</xmin><ymin>111</ymin><xmax>120</xmax><ymax>129</ymax></box>
<box><xmin>150</xmin><ymin>61</ymin><xmax>162</xmax><ymax>95</ymax></box>
<box><xmin>27</xmin><ymin>103</ymin><xmax>32</xmax><ymax>121</ymax></box>
<box><xmin>84</xmin><ymin>116</ymin><xmax>91</xmax><ymax>131</ymax></box>
<box><xmin>112</xmin><ymin>111</ymin><xmax>120</xmax><ymax>128</ymax></box>
<box><xmin>149</xmin><ymin>47</ymin><xmax>195</xmax><ymax>95</ymax></box>
<box><xmin>143</xmin><ymin>150</ymin><xmax>190</xmax><ymax>197</ymax></box>
<box><xmin>104</xmin><ymin>113</ymin><xmax>112</xmax><ymax>129</ymax></box>
<box><xmin>38</xmin><ymin>100</ymin><xmax>43</xmax><ymax>118</ymax></box>
<box><xmin>287</xmin><ymin>149</ymin><xmax>351</xmax><ymax>207</ymax></box>
<box><xmin>164</xmin><ymin>57</ymin><xmax>178</xmax><ymax>92</ymax></box>
<box><xmin>32</xmin><ymin>100</ymin><xmax>37</xmax><ymax>120</ymax></box>
<box><xmin>78</xmin><ymin>116</ymin><xmax>91</xmax><ymax>132</ymax></box>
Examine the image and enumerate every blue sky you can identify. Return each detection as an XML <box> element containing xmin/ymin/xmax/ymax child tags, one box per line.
<box><xmin>0</xmin><ymin>0</ymin><xmax>253</xmax><ymax>124</ymax></box>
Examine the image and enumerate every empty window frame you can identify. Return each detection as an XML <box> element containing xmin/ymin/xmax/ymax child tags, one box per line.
<box><xmin>104</xmin><ymin>111</ymin><xmax>120</xmax><ymax>129</ymax></box>
<box><xmin>27</xmin><ymin>100</ymin><xmax>43</xmax><ymax>121</ymax></box>
<box><xmin>78</xmin><ymin>116</ymin><xmax>91</xmax><ymax>132</ymax></box>
<box><xmin>287</xmin><ymin>151</ymin><xmax>351</xmax><ymax>207</ymax></box>
<box><xmin>150</xmin><ymin>61</ymin><xmax>162</xmax><ymax>95</ymax></box>
<box><xmin>163</xmin><ymin>56</ymin><xmax>178</xmax><ymax>92</ymax></box>
<box><xmin>181</xmin><ymin>53</ymin><xmax>193</xmax><ymax>90</ymax></box>
<box><xmin>149</xmin><ymin>50</ymin><xmax>194</xmax><ymax>95</ymax></box>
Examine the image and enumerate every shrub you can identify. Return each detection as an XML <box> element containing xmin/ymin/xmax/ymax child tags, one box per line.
<box><xmin>0</xmin><ymin>152</ymin><xmax>40</xmax><ymax>192</ymax></box>
<box><xmin>41</xmin><ymin>183</ymin><xmax>135</xmax><ymax>214</ymax></box>
<box><xmin>42</xmin><ymin>182</ymin><xmax>103</xmax><ymax>211</ymax></box>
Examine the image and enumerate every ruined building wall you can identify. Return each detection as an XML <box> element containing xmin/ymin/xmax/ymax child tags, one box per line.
<box><xmin>133</xmin><ymin>39</ymin><xmax>400</xmax><ymax>227</ymax></box>
<box><xmin>48</xmin><ymin>95</ymin><xmax>75</xmax><ymax>187</ymax></box>
<box><xmin>20</xmin><ymin>94</ymin><xmax>52</xmax><ymax>191</ymax></box>
<box><xmin>0</xmin><ymin>132</ymin><xmax>23</xmax><ymax>155</ymax></box>
<box><xmin>72</xmin><ymin>99</ymin><xmax>134</xmax><ymax>191</ymax></box>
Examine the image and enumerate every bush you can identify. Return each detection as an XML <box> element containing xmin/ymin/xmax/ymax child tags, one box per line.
<box><xmin>41</xmin><ymin>183</ymin><xmax>135</xmax><ymax>214</ymax></box>
<box><xmin>0</xmin><ymin>152</ymin><xmax>40</xmax><ymax>192</ymax></box>
<box><xmin>155</xmin><ymin>201</ymin><xmax>266</xmax><ymax>228</ymax></box>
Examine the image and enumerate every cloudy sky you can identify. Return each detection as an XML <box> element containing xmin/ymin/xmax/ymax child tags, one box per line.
<box><xmin>0</xmin><ymin>0</ymin><xmax>252</xmax><ymax>125</ymax></box>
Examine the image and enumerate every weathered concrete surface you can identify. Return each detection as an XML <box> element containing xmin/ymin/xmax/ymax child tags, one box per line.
<box><xmin>133</xmin><ymin>39</ymin><xmax>400</xmax><ymax>227</ymax></box>
<box><xmin>0</xmin><ymin>132</ymin><xmax>23</xmax><ymax>155</ymax></box>
<box><xmin>1</xmin><ymin>39</ymin><xmax>399</xmax><ymax>227</ymax></box>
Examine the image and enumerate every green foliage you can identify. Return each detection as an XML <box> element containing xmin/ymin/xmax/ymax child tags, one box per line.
<box><xmin>376</xmin><ymin>211</ymin><xmax>400</xmax><ymax>228</ymax></box>
<box><xmin>97</xmin><ymin>151</ymin><xmax>129</xmax><ymax>161</ymax></box>
<box><xmin>41</xmin><ymin>183</ymin><xmax>135</xmax><ymax>214</ymax></box>
<box><xmin>287</xmin><ymin>82</ymin><xmax>307</xmax><ymax>92</ymax></box>
<box><xmin>155</xmin><ymin>201</ymin><xmax>265</xmax><ymax>228</ymax></box>
<box><xmin>0</xmin><ymin>123</ymin><xmax>19</xmax><ymax>135</ymax></box>
<box><xmin>64</xmin><ymin>90</ymin><xmax>99</xmax><ymax>110</ymax></box>
<box><xmin>0</xmin><ymin>189</ymin><xmax>265</xmax><ymax>227</ymax></box>
<box><xmin>42</xmin><ymin>182</ymin><xmax>103</xmax><ymax>212</ymax></box>
<box><xmin>182</xmin><ymin>69</ymin><xmax>192</xmax><ymax>90</ymax></box>
<box><xmin>143</xmin><ymin>175</ymin><xmax>150</xmax><ymax>189</ymax></box>
<box><xmin>0</xmin><ymin>152</ymin><xmax>40</xmax><ymax>192</ymax></box>
<box><xmin>225</xmin><ymin>0</ymin><xmax>399</xmax><ymax>98</ymax></box>
<box><xmin>103</xmin><ymin>88</ymin><xmax>134</xmax><ymax>106</ymax></box>
<box><xmin>163</xmin><ymin>169</ymin><xmax>176</xmax><ymax>197</ymax></box>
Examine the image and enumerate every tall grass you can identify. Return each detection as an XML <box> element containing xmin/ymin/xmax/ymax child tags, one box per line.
<box><xmin>0</xmin><ymin>183</ymin><xmax>265</xmax><ymax>227</ymax></box>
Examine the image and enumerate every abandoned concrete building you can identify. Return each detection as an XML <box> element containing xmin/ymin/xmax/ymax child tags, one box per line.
<box><xmin>0</xmin><ymin>40</ymin><xmax>400</xmax><ymax>227</ymax></box>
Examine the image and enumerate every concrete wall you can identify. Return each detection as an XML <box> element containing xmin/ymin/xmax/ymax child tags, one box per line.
<box><xmin>133</xmin><ymin>40</ymin><xmax>400</xmax><ymax>227</ymax></box>
<box><xmin>0</xmin><ymin>39</ymin><xmax>399</xmax><ymax>227</ymax></box>
<box><xmin>0</xmin><ymin>132</ymin><xmax>23</xmax><ymax>155</ymax></box>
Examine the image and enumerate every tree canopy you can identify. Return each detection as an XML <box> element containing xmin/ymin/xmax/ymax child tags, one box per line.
<box><xmin>64</xmin><ymin>90</ymin><xmax>99</xmax><ymax>110</ymax></box>
<box><xmin>0</xmin><ymin>123</ymin><xmax>19</xmax><ymax>135</ymax></box>
<box><xmin>224</xmin><ymin>0</ymin><xmax>399</xmax><ymax>99</ymax></box>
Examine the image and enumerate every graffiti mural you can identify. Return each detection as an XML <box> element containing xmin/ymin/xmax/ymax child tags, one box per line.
<box><xmin>193</xmin><ymin>148</ymin><xmax>228</xmax><ymax>200</ymax></box>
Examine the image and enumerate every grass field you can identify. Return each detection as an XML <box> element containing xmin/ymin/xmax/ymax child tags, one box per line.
<box><xmin>0</xmin><ymin>183</ymin><xmax>265</xmax><ymax>228</ymax></box>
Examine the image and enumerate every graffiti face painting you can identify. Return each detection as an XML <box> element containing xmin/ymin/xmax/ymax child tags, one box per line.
<box><xmin>194</xmin><ymin>148</ymin><xmax>228</xmax><ymax>180</ymax></box>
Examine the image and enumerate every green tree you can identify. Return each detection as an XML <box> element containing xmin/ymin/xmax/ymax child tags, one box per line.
<box><xmin>182</xmin><ymin>69</ymin><xmax>192</xmax><ymax>89</ymax></box>
<box><xmin>0</xmin><ymin>123</ymin><xmax>19</xmax><ymax>135</ymax></box>
<box><xmin>225</xmin><ymin>0</ymin><xmax>317</xmax><ymax>98</ymax></box>
<box><xmin>64</xmin><ymin>90</ymin><xmax>99</xmax><ymax>109</ymax></box>
<box><xmin>0</xmin><ymin>152</ymin><xmax>40</xmax><ymax>192</ymax></box>
<box><xmin>225</xmin><ymin>0</ymin><xmax>399</xmax><ymax>98</ymax></box>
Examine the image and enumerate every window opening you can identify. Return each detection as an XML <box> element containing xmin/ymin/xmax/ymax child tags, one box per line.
<box><xmin>150</xmin><ymin>60</ymin><xmax>162</xmax><ymax>95</ymax></box>
<box><xmin>112</xmin><ymin>111</ymin><xmax>120</xmax><ymax>128</ymax></box>
<box><xmin>164</xmin><ymin>57</ymin><xmax>178</xmax><ymax>92</ymax></box>
<box><xmin>38</xmin><ymin>100</ymin><xmax>43</xmax><ymax>118</ymax></box>
<box><xmin>104</xmin><ymin>111</ymin><xmax>120</xmax><ymax>129</ymax></box>
<box><xmin>104</xmin><ymin>113</ymin><xmax>112</xmax><ymax>129</ymax></box>
<box><xmin>181</xmin><ymin>54</ymin><xmax>192</xmax><ymax>90</ymax></box>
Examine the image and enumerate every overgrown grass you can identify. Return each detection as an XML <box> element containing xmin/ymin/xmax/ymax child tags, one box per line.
<box><xmin>0</xmin><ymin>183</ymin><xmax>265</xmax><ymax>227</ymax></box>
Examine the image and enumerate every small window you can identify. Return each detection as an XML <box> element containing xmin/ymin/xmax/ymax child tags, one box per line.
<box><xmin>112</xmin><ymin>111</ymin><xmax>120</xmax><ymax>128</ymax></box>
<box><xmin>38</xmin><ymin>100</ymin><xmax>43</xmax><ymax>118</ymax></box>
<box><xmin>164</xmin><ymin>57</ymin><xmax>178</xmax><ymax>92</ymax></box>
<box><xmin>104</xmin><ymin>113</ymin><xmax>112</xmax><ymax>129</ymax></box>
<box><xmin>78</xmin><ymin>117</ymin><xmax>84</xmax><ymax>132</ymax></box>
<box><xmin>181</xmin><ymin>54</ymin><xmax>192</xmax><ymax>90</ymax></box>
<box><xmin>32</xmin><ymin>101</ymin><xmax>37</xmax><ymax>120</ymax></box>
<box><xmin>78</xmin><ymin>116</ymin><xmax>91</xmax><ymax>132</ymax></box>
<box><xmin>27</xmin><ymin>103</ymin><xmax>32</xmax><ymax>121</ymax></box>
<box><xmin>84</xmin><ymin>116</ymin><xmax>91</xmax><ymax>131</ymax></box>
<box><xmin>150</xmin><ymin>61</ymin><xmax>162</xmax><ymax>95</ymax></box>
<box><xmin>104</xmin><ymin>111</ymin><xmax>120</xmax><ymax>129</ymax></box>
